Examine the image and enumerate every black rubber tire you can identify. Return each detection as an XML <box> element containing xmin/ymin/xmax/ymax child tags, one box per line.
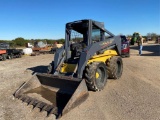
<box><xmin>106</xmin><ymin>56</ymin><xmax>123</xmax><ymax>79</ymax></box>
<box><xmin>8</xmin><ymin>53</ymin><xmax>14</xmax><ymax>59</ymax></box>
<box><xmin>7</xmin><ymin>55</ymin><xmax>11</xmax><ymax>59</ymax></box>
<box><xmin>10</xmin><ymin>54</ymin><xmax>13</xmax><ymax>59</ymax></box>
<box><xmin>85</xmin><ymin>62</ymin><xmax>107</xmax><ymax>91</ymax></box>
<box><xmin>18</xmin><ymin>53</ymin><xmax>22</xmax><ymax>58</ymax></box>
<box><xmin>2</xmin><ymin>54</ymin><xmax>6</xmax><ymax>61</ymax></box>
<box><xmin>47</xmin><ymin>62</ymin><xmax>54</xmax><ymax>74</ymax></box>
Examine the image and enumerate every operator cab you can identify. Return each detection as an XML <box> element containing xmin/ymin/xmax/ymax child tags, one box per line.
<box><xmin>65</xmin><ymin>19</ymin><xmax>115</xmax><ymax>61</ymax></box>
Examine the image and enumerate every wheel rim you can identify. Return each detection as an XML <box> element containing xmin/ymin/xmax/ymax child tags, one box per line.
<box><xmin>96</xmin><ymin>72</ymin><xmax>100</xmax><ymax>78</ymax></box>
<box><xmin>96</xmin><ymin>67</ymin><xmax>105</xmax><ymax>83</ymax></box>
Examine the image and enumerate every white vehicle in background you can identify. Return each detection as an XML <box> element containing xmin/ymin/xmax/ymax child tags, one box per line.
<box><xmin>26</xmin><ymin>43</ymin><xmax>33</xmax><ymax>48</ymax></box>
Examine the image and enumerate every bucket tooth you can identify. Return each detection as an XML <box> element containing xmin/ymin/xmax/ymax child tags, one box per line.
<box><xmin>34</xmin><ymin>100</ymin><xmax>39</xmax><ymax>105</ymax></box>
<box><xmin>23</xmin><ymin>97</ymin><xmax>28</xmax><ymax>103</ymax></box>
<box><xmin>17</xmin><ymin>94</ymin><xmax>22</xmax><ymax>99</ymax></box>
<box><xmin>48</xmin><ymin>107</ymin><xmax>58</xmax><ymax>117</ymax></box>
<box><xmin>32</xmin><ymin>100</ymin><xmax>39</xmax><ymax>109</ymax></box>
<box><xmin>39</xmin><ymin>102</ymin><xmax>46</xmax><ymax>111</ymax></box>
<box><xmin>19</xmin><ymin>96</ymin><xmax>23</xmax><ymax>100</ymax></box>
<box><xmin>41</xmin><ymin>105</ymin><xmax>48</xmax><ymax>112</ymax></box>
<box><xmin>24</xmin><ymin>97</ymin><xmax>30</xmax><ymax>102</ymax></box>
<box><xmin>28</xmin><ymin>99</ymin><xmax>35</xmax><ymax>105</ymax></box>
<box><xmin>27</xmin><ymin>98</ymin><xmax>32</xmax><ymax>104</ymax></box>
<box><xmin>45</xmin><ymin>105</ymin><xmax>53</xmax><ymax>112</ymax></box>
<box><xmin>34</xmin><ymin>101</ymin><xmax>41</xmax><ymax>108</ymax></box>
<box><xmin>21</xmin><ymin>96</ymin><xmax>26</xmax><ymax>101</ymax></box>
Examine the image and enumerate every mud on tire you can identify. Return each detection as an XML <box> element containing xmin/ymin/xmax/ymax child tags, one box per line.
<box><xmin>106</xmin><ymin>56</ymin><xmax>123</xmax><ymax>79</ymax></box>
<box><xmin>85</xmin><ymin>62</ymin><xmax>107</xmax><ymax>91</ymax></box>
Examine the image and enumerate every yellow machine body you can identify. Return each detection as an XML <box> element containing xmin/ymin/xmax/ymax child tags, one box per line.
<box><xmin>60</xmin><ymin>50</ymin><xmax>117</xmax><ymax>73</ymax></box>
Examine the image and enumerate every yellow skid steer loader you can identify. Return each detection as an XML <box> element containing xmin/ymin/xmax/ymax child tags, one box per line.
<box><xmin>14</xmin><ymin>19</ymin><xmax>123</xmax><ymax>118</ymax></box>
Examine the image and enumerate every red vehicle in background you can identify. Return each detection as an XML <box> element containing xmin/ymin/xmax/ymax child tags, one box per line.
<box><xmin>121</xmin><ymin>35</ymin><xmax>130</xmax><ymax>57</ymax></box>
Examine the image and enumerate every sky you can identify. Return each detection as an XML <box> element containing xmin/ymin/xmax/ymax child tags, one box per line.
<box><xmin>0</xmin><ymin>0</ymin><xmax>160</xmax><ymax>40</ymax></box>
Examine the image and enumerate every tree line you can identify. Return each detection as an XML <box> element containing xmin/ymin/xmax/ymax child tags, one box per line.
<box><xmin>0</xmin><ymin>33</ymin><xmax>159</xmax><ymax>47</ymax></box>
<box><xmin>0</xmin><ymin>37</ymin><xmax>65</xmax><ymax>47</ymax></box>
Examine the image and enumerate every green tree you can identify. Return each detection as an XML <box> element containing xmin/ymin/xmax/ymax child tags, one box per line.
<box><xmin>151</xmin><ymin>33</ymin><xmax>157</xmax><ymax>41</ymax></box>
<box><xmin>56</xmin><ymin>39</ymin><xmax>65</xmax><ymax>44</ymax></box>
<box><xmin>13</xmin><ymin>37</ymin><xmax>25</xmax><ymax>46</ymax></box>
<box><xmin>146</xmin><ymin>33</ymin><xmax>157</xmax><ymax>41</ymax></box>
<box><xmin>9</xmin><ymin>41</ymin><xmax>17</xmax><ymax>48</ymax></box>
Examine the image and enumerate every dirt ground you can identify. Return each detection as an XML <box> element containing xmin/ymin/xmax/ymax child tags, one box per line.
<box><xmin>0</xmin><ymin>44</ymin><xmax>160</xmax><ymax>120</ymax></box>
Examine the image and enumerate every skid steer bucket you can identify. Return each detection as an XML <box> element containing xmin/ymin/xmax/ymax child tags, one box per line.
<box><xmin>14</xmin><ymin>73</ymin><xmax>89</xmax><ymax>118</ymax></box>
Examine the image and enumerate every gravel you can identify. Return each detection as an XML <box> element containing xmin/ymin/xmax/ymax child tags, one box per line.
<box><xmin>0</xmin><ymin>44</ymin><xmax>159</xmax><ymax>120</ymax></box>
